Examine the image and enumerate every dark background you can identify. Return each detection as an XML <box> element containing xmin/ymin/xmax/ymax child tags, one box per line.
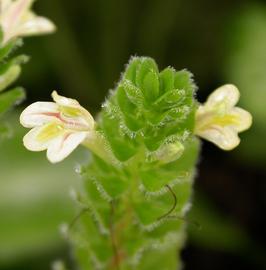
<box><xmin>0</xmin><ymin>0</ymin><xmax>265</xmax><ymax>269</ymax></box>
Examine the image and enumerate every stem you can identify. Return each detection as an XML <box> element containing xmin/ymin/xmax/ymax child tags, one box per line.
<box><xmin>82</xmin><ymin>131</ymin><xmax>118</xmax><ymax>166</ymax></box>
<box><xmin>109</xmin><ymin>201</ymin><xmax>120</xmax><ymax>270</ymax></box>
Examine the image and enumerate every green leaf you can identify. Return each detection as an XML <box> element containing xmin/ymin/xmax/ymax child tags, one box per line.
<box><xmin>0</xmin><ymin>87</ymin><xmax>26</xmax><ymax>115</ymax></box>
<box><xmin>75</xmin><ymin>247</ymin><xmax>94</xmax><ymax>270</ymax></box>
<box><xmin>159</xmin><ymin>67</ymin><xmax>175</xmax><ymax>94</ymax></box>
<box><xmin>138</xmin><ymin>247</ymin><xmax>181</xmax><ymax>270</ymax></box>
<box><xmin>0</xmin><ymin>55</ymin><xmax>29</xmax><ymax>76</ymax></box>
<box><xmin>141</xmin><ymin>139</ymin><xmax>199</xmax><ymax>191</ymax></box>
<box><xmin>122</xmin><ymin>80</ymin><xmax>144</xmax><ymax>106</ymax></box>
<box><xmin>175</xmin><ymin>69</ymin><xmax>196</xmax><ymax>96</ymax></box>
<box><xmin>135</xmin><ymin>58</ymin><xmax>159</xmax><ymax>95</ymax></box>
<box><xmin>124</xmin><ymin>57</ymin><xmax>142</xmax><ymax>83</ymax></box>
<box><xmin>0</xmin><ymin>39</ymin><xmax>22</xmax><ymax>62</ymax></box>
<box><xmin>142</xmin><ymin>70</ymin><xmax>160</xmax><ymax>102</ymax></box>
<box><xmin>0</xmin><ymin>66</ymin><xmax>22</xmax><ymax>92</ymax></box>
<box><xmin>117</xmin><ymin>84</ymin><xmax>143</xmax><ymax>131</ymax></box>
<box><xmin>89</xmin><ymin>156</ymin><xmax>129</xmax><ymax>198</ymax></box>
<box><xmin>153</xmin><ymin>89</ymin><xmax>187</xmax><ymax>112</ymax></box>
<box><xmin>102</xmin><ymin>112</ymin><xmax>137</xmax><ymax>161</ymax></box>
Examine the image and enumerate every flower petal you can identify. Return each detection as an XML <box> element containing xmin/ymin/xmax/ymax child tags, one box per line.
<box><xmin>230</xmin><ymin>107</ymin><xmax>252</xmax><ymax>132</ymax></box>
<box><xmin>20</xmin><ymin>102</ymin><xmax>60</xmax><ymax>128</ymax></box>
<box><xmin>1</xmin><ymin>0</ymin><xmax>34</xmax><ymax>43</ymax></box>
<box><xmin>52</xmin><ymin>91</ymin><xmax>95</xmax><ymax>130</ymax></box>
<box><xmin>46</xmin><ymin>131</ymin><xmax>88</xmax><ymax>163</ymax></box>
<box><xmin>16</xmin><ymin>15</ymin><xmax>56</xmax><ymax>36</ymax></box>
<box><xmin>206</xmin><ymin>84</ymin><xmax>240</xmax><ymax>109</ymax></box>
<box><xmin>23</xmin><ymin>123</ymin><xmax>63</xmax><ymax>151</ymax></box>
<box><xmin>1</xmin><ymin>0</ymin><xmax>12</xmax><ymax>12</ymax></box>
<box><xmin>197</xmin><ymin>125</ymin><xmax>240</xmax><ymax>151</ymax></box>
<box><xmin>52</xmin><ymin>91</ymin><xmax>80</xmax><ymax>107</ymax></box>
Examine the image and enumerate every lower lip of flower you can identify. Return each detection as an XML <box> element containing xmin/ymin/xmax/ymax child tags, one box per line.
<box><xmin>36</xmin><ymin>123</ymin><xmax>64</xmax><ymax>142</ymax></box>
<box><xmin>196</xmin><ymin>111</ymin><xmax>239</xmax><ymax>131</ymax></box>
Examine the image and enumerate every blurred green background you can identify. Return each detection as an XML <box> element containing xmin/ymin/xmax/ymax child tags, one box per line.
<box><xmin>0</xmin><ymin>0</ymin><xmax>266</xmax><ymax>269</ymax></box>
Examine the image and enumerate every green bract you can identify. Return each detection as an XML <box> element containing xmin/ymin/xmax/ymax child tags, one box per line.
<box><xmin>71</xmin><ymin>57</ymin><xmax>200</xmax><ymax>270</ymax></box>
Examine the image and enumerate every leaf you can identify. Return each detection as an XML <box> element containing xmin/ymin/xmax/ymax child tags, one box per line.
<box><xmin>0</xmin><ymin>39</ymin><xmax>23</xmax><ymax>62</ymax></box>
<box><xmin>0</xmin><ymin>87</ymin><xmax>26</xmax><ymax>115</ymax></box>
<box><xmin>159</xmin><ymin>67</ymin><xmax>175</xmax><ymax>94</ymax></box>
<box><xmin>142</xmin><ymin>70</ymin><xmax>160</xmax><ymax>102</ymax></box>
<box><xmin>117</xmin><ymin>84</ymin><xmax>136</xmax><ymax>114</ymax></box>
<box><xmin>117</xmin><ymin>84</ymin><xmax>143</xmax><ymax>131</ymax></box>
<box><xmin>102</xmin><ymin>111</ymin><xmax>137</xmax><ymax>161</ymax></box>
<box><xmin>124</xmin><ymin>57</ymin><xmax>142</xmax><ymax>83</ymax></box>
<box><xmin>138</xmin><ymin>247</ymin><xmax>181</xmax><ymax>270</ymax></box>
<box><xmin>0</xmin><ymin>55</ymin><xmax>29</xmax><ymax>76</ymax></box>
<box><xmin>88</xmin><ymin>156</ymin><xmax>130</xmax><ymax>198</ymax></box>
<box><xmin>175</xmin><ymin>69</ymin><xmax>196</xmax><ymax>96</ymax></box>
<box><xmin>0</xmin><ymin>65</ymin><xmax>21</xmax><ymax>92</ymax></box>
<box><xmin>153</xmin><ymin>89</ymin><xmax>186</xmax><ymax>110</ymax></box>
<box><xmin>122</xmin><ymin>79</ymin><xmax>144</xmax><ymax>106</ymax></box>
<box><xmin>136</xmin><ymin>57</ymin><xmax>158</xmax><ymax>89</ymax></box>
<box><xmin>140</xmin><ymin>139</ymin><xmax>199</xmax><ymax>191</ymax></box>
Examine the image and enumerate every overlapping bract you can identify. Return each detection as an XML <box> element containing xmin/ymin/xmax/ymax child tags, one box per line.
<box><xmin>101</xmin><ymin>57</ymin><xmax>197</xmax><ymax>161</ymax></box>
<box><xmin>72</xmin><ymin>57</ymin><xmax>200</xmax><ymax>270</ymax></box>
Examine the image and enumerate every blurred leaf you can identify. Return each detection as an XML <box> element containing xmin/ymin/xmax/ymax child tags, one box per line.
<box><xmin>0</xmin><ymin>39</ymin><xmax>22</xmax><ymax>62</ymax></box>
<box><xmin>0</xmin><ymin>55</ymin><xmax>29</xmax><ymax>76</ymax></box>
<box><xmin>0</xmin><ymin>87</ymin><xmax>25</xmax><ymax>115</ymax></box>
<box><xmin>0</xmin><ymin>66</ymin><xmax>21</xmax><ymax>92</ymax></box>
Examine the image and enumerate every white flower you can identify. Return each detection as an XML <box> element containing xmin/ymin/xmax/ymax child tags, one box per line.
<box><xmin>20</xmin><ymin>91</ymin><xmax>95</xmax><ymax>163</ymax></box>
<box><xmin>195</xmin><ymin>84</ymin><xmax>252</xmax><ymax>150</ymax></box>
<box><xmin>0</xmin><ymin>0</ymin><xmax>56</xmax><ymax>46</ymax></box>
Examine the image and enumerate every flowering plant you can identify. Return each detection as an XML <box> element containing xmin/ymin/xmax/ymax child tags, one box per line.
<box><xmin>21</xmin><ymin>57</ymin><xmax>252</xmax><ymax>270</ymax></box>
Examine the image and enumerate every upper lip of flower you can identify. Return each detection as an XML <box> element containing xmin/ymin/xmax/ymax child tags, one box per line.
<box><xmin>195</xmin><ymin>84</ymin><xmax>252</xmax><ymax>150</ymax></box>
<box><xmin>31</xmin><ymin>111</ymin><xmax>91</xmax><ymax>131</ymax></box>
